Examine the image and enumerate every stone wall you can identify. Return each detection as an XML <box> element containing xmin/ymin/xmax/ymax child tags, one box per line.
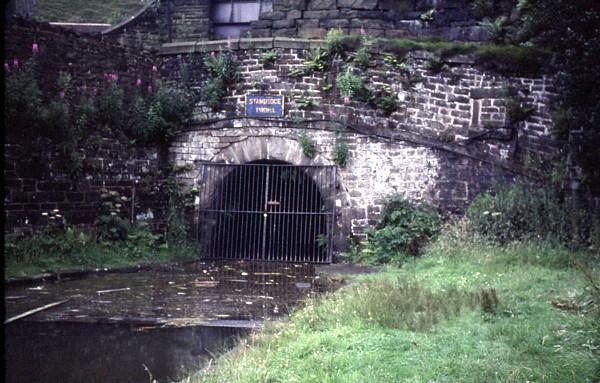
<box><xmin>4</xmin><ymin>18</ymin><xmax>157</xmax><ymax>93</ymax></box>
<box><xmin>104</xmin><ymin>0</ymin><xmax>488</xmax><ymax>49</ymax></box>
<box><xmin>4</xmin><ymin>141</ymin><xmax>166</xmax><ymax>231</ymax></box>
<box><xmin>159</xmin><ymin>39</ymin><xmax>558</xmax><ymax>246</ymax></box>
<box><xmin>3</xmin><ymin>19</ymin><xmax>169</xmax><ymax>233</ymax></box>
<box><xmin>3</xmin><ymin>19</ymin><xmax>564</xmax><ymax>253</ymax></box>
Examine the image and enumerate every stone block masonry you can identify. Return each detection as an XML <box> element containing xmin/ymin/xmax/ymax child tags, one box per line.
<box><xmin>160</xmin><ymin>39</ymin><xmax>560</xmax><ymax>246</ymax></box>
<box><xmin>103</xmin><ymin>0</ymin><xmax>489</xmax><ymax>50</ymax></box>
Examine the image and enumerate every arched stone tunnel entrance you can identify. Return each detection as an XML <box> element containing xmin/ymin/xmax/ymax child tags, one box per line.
<box><xmin>196</xmin><ymin>159</ymin><xmax>336</xmax><ymax>263</ymax></box>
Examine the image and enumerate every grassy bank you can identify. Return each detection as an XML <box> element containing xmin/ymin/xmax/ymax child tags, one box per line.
<box><xmin>33</xmin><ymin>0</ymin><xmax>150</xmax><ymax>24</ymax></box>
<box><xmin>4</xmin><ymin>229</ymin><xmax>197</xmax><ymax>279</ymax></box>
<box><xmin>184</xmin><ymin>230</ymin><xmax>599</xmax><ymax>382</ymax></box>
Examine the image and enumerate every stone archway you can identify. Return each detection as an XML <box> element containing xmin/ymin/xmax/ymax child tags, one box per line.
<box><xmin>195</xmin><ymin>136</ymin><xmax>337</xmax><ymax>262</ymax></box>
<box><xmin>210</xmin><ymin>135</ymin><xmax>330</xmax><ymax>166</ymax></box>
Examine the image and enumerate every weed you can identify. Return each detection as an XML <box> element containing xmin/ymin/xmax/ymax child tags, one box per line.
<box><xmin>335</xmin><ymin>69</ymin><xmax>373</xmax><ymax>103</ymax></box>
<box><xmin>261</xmin><ymin>49</ymin><xmax>279</xmax><ymax>69</ymax></box>
<box><xmin>333</xmin><ymin>139</ymin><xmax>348</xmax><ymax>168</ymax></box>
<box><xmin>294</xmin><ymin>95</ymin><xmax>318</xmax><ymax>110</ymax></box>
<box><xmin>288</xmin><ymin>67</ymin><xmax>305</xmax><ymax>78</ymax></box>
<box><xmin>298</xmin><ymin>132</ymin><xmax>316</xmax><ymax>158</ymax></box>
<box><xmin>303</xmin><ymin>47</ymin><xmax>329</xmax><ymax>72</ymax></box>
<box><xmin>467</xmin><ymin>183</ymin><xmax>599</xmax><ymax>248</ymax></box>
<box><xmin>202</xmin><ymin>51</ymin><xmax>241</xmax><ymax>110</ymax></box>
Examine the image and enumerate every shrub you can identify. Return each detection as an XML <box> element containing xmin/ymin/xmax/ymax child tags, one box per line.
<box><xmin>325</xmin><ymin>29</ymin><xmax>361</xmax><ymax>56</ymax></box>
<box><xmin>350</xmin><ymin>195</ymin><xmax>441</xmax><ymax>265</ymax></box>
<box><xmin>95</xmin><ymin>188</ymin><xmax>131</xmax><ymax>243</ymax></box>
<box><xmin>4</xmin><ymin>59</ymin><xmax>42</xmax><ymax>141</ymax></box>
<box><xmin>202</xmin><ymin>51</ymin><xmax>241</xmax><ymax>110</ymax></box>
<box><xmin>467</xmin><ymin>184</ymin><xmax>598</xmax><ymax>247</ymax></box>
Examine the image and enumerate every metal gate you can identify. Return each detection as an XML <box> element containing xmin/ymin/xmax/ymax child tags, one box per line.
<box><xmin>196</xmin><ymin>162</ymin><xmax>336</xmax><ymax>263</ymax></box>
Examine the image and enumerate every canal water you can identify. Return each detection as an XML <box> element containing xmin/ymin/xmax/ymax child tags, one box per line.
<box><xmin>4</xmin><ymin>260</ymin><xmax>334</xmax><ymax>383</ymax></box>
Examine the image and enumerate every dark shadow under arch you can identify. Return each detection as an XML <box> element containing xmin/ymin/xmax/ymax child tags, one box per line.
<box><xmin>200</xmin><ymin>160</ymin><xmax>334</xmax><ymax>262</ymax></box>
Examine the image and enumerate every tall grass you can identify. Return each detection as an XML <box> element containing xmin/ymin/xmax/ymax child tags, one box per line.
<box><xmin>184</xmin><ymin>228</ymin><xmax>599</xmax><ymax>383</ymax></box>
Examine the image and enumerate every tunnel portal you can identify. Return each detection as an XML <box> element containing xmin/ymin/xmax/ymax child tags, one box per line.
<box><xmin>196</xmin><ymin>161</ymin><xmax>336</xmax><ymax>263</ymax></box>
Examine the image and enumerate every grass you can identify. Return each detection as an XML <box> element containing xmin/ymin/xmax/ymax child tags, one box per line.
<box><xmin>4</xmin><ymin>229</ymin><xmax>198</xmax><ymax>279</ymax></box>
<box><xmin>183</xmin><ymin>226</ymin><xmax>600</xmax><ymax>383</ymax></box>
<box><xmin>33</xmin><ymin>0</ymin><xmax>150</xmax><ymax>24</ymax></box>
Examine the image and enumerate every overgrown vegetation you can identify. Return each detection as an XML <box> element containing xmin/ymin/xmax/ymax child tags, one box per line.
<box><xmin>298</xmin><ymin>132</ymin><xmax>316</xmax><ymax>158</ymax></box>
<box><xmin>202</xmin><ymin>50</ymin><xmax>241</xmax><ymax>110</ymax></box>
<box><xmin>184</xmin><ymin>227</ymin><xmax>599</xmax><ymax>383</ymax></box>
<box><xmin>467</xmin><ymin>183</ymin><xmax>600</xmax><ymax>249</ymax></box>
<box><xmin>347</xmin><ymin>195</ymin><xmax>441</xmax><ymax>265</ymax></box>
<box><xmin>4</xmin><ymin>52</ymin><xmax>197</xmax><ymax>178</ymax></box>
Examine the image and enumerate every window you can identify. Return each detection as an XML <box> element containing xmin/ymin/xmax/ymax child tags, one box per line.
<box><xmin>211</xmin><ymin>0</ymin><xmax>273</xmax><ymax>39</ymax></box>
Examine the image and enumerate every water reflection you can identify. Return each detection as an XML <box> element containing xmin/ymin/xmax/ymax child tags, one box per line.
<box><xmin>4</xmin><ymin>261</ymin><xmax>327</xmax><ymax>382</ymax></box>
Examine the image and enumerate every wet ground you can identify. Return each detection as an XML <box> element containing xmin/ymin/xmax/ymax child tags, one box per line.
<box><xmin>5</xmin><ymin>260</ymin><xmax>326</xmax><ymax>326</ymax></box>
<box><xmin>4</xmin><ymin>260</ymin><xmax>351</xmax><ymax>383</ymax></box>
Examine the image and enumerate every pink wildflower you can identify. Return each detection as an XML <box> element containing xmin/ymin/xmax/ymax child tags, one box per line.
<box><xmin>152</xmin><ymin>65</ymin><xmax>158</xmax><ymax>73</ymax></box>
<box><xmin>210</xmin><ymin>51</ymin><xmax>216</xmax><ymax>57</ymax></box>
<box><xmin>343</xmin><ymin>96</ymin><xmax>351</xmax><ymax>105</ymax></box>
<box><xmin>136</xmin><ymin>78</ymin><xmax>142</xmax><ymax>87</ymax></box>
<box><xmin>32</xmin><ymin>42</ymin><xmax>39</xmax><ymax>54</ymax></box>
<box><xmin>12</xmin><ymin>58</ymin><xmax>19</xmax><ymax>68</ymax></box>
<box><xmin>147</xmin><ymin>84</ymin><xmax>153</xmax><ymax>93</ymax></box>
<box><xmin>59</xmin><ymin>91</ymin><xmax>65</xmax><ymax>99</ymax></box>
<box><xmin>360</xmin><ymin>26</ymin><xmax>366</xmax><ymax>36</ymax></box>
<box><xmin>4</xmin><ymin>63</ymin><xmax>10</xmax><ymax>72</ymax></box>
<box><xmin>329</xmin><ymin>110</ymin><xmax>338</xmax><ymax>118</ymax></box>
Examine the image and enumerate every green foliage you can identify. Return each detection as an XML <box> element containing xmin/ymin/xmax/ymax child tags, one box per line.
<box><xmin>304</xmin><ymin>47</ymin><xmax>329</xmax><ymax>73</ymax></box>
<box><xmin>298</xmin><ymin>132</ymin><xmax>316</xmax><ymax>158</ymax></box>
<box><xmin>162</xmin><ymin>168</ymin><xmax>194</xmax><ymax>246</ymax></box>
<box><xmin>426</xmin><ymin>57</ymin><xmax>450</xmax><ymax>74</ymax></box>
<box><xmin>33</xmin><ymin>0</ymin><xmax>151</xmax><ymax>24</ymax></box>
<box><xmin>335</xmin><ymin>69</ymin><xmax>371</xmax><ymax>101</ymax></box>
<box><xmin>350</xmin><ymin>195</ymin><xmax>442</xmax><ymax>265</ymax></box>
<box><xmin>288</xmin><ymin>67</ymin><xmax>306</xmax><ymax>78</ymax></box>
<box><xmin>504</xmin><ymin>94</ymin><xmax>535</xmax><ymax>124</ymax></box>
<box><xmin>4</xmin><ymin>59</ymin><xmax>42</xmax><ymax>141</ymax></box>
<box><xmin>375</xmin><ymin>88</ymin><xmax>398</xmax><ymax>116</ymax></box>
<box><xmin>294</xmin><ymin>95</ymin><xmax>318</xmax><ymax>110</ymax></box>
<box><xmin>382</xmin><ymin>55</ymin><xmax>407</xmax><ymax>72</ymax></box>
<box><xmin>467</xmin><ymin>184</ymin><xmax>599</xmax><ymax>248</ymax></box>
<box><xmin>352</xmin><ymin>44</ymin><xmax>371</xmax><ymax>69</ymax></box>
<box><xmin>516</xmin><ymin>0</ymin><xmax>600</xmax><ymax>188</ymax></box>
<box><xmin>325</xmin><ymin>29</ymin><xmax>361</xmax><ymax>56</ymax></box>
<box><xmin>202</xmin><ymin>51</ymin><xmax>241</xmax><ymax>110</ymax></box>
<box><xmin>95</xmin><ymin>188</ymin><xmax>131</xmax><ymax>243</ymax></box>
<box><xmin>479</xmin><ymin>16</ymin><xmax>515</xmax><ymax>44</ymax></box>
<box><xmin>550</xmin><ymin>108</ymin><xmax>570</xmax><ymax>140</ymax></box>
<box><xmin>261</xmin><ymin>49</ymin><xmax>279</xmax><ymax>68</ymax></box>
<box><xmin>472</xmin><ymin>44</ymin><xmax>549</xmax><ymax>76</ymax></box>
<box><xmin>420</xmin><ymin>9</ymin><xmax>436</xmax><ymax>22</ymax></box>
<box><xmin>333</xmin><ymin>140</ymin><xmax>348</xmax><ymax>168</ymax></box>
<box><xmin>96</xmin><ymin>80</ymin><xmax>124</xmax><ymax>130</ymax></box>
<box><xmin>145</xmin><ymin>85</ymin><xmax>195</xmax><ymax>143</ymax></box>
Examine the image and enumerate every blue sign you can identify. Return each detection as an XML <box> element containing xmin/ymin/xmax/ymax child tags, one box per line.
<box><xmin>245</xmin><ymin>95</ymin><xmax>285</xmax><ymax>117</ymax></box>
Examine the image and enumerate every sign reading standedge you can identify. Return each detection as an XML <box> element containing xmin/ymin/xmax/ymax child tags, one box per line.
<box><xmin>245</xmin><ymin>95</ymin><xmax>285</xmax><ymax>117</ymax></box>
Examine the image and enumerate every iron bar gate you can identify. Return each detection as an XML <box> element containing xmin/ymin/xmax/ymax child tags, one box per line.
<box><xmin>196</xmin><ymin>162</ymin><xmax>336</xmax><ymax>263</ymax></box>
